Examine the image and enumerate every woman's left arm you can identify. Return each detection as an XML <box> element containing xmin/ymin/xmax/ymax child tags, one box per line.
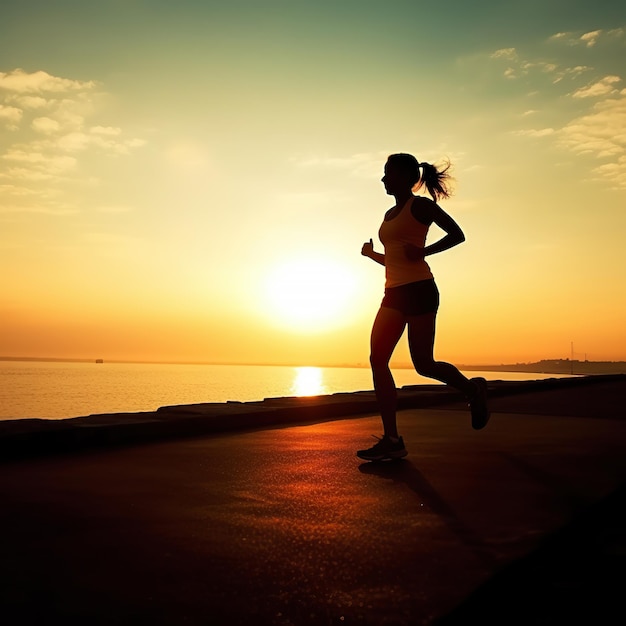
<box><xmin>422</xmin><ymin>203</ymin><xmax>465</xmax><ymax>257</ymax></box>
<box><xmin>404</xmin><ymin>200</ymin><xmax>466</xmax><ymax>261</ymax></box>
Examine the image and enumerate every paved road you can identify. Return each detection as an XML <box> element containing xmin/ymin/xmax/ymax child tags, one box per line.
<box><xmin>1</xmin><ymin>379</ymin><xmax>625</xmax><ymax>625</ymax></box>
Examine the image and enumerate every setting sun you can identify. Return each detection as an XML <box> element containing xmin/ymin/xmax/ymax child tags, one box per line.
<box><xmin>264</xmin><ymin>259</ymin><xmax>357</xmax><ymax>332</ymax></box>
<box><xmin>2</xmin><ymin>4</ymin><xmax>626</xmax><ymax>367</ymax></box>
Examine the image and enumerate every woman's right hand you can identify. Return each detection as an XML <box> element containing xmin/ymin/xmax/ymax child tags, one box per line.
<box><xmin>361</xmin><ymin>238</ymin><xmax>374</xmax><ymax>257</ymax></box>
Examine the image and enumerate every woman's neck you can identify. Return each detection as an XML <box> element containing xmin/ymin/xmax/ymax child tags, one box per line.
<box><xmin>394</xmin><ymin>191</ymin><xmax>413</xmax><ymax>207</ymax></box>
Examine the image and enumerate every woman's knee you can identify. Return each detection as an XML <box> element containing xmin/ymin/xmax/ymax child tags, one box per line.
<box><xmin>369</xmin><ymin>351</ymin><xmax>390</xmax><ymax>371</ymax></box>
<box><xmin>412</xmin><ymin>357</ymin><xmax>437</xmax><ymax>377</ymax></box>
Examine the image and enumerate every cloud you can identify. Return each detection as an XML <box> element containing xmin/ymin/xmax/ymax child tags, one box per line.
<box><xmin>549</xmin><ymin>28</ymin><xmax>625</xmax><ymax>47</ymax></box>
<box><xmin>0</xmin><ymin>104</ymin><xmax>23</xmax><ymax>130</ymax></box>
<box><xmin>53</xmin><ymin>128</ymin><xmax>146</xmax><ymax>154</ymax></box>
<box><xmin>0</xmin><ymin>181</ymin><xmax>77</xmax><ymax>215</ymax></box>
<box><xmin>608</xmin><ymin>28</ymin><xmax>625</xmax><ymax>39</ymax></box>
<box><xmin>572</xmin><ymin>75</ymin><xmax>621</xmax><ymax>99</ymax></box>
<box><xmin>31</xmin><ymin>116</ymin><xmax>61</xmax><ymax>134</ymax></box>
<box><xmin>0</xmin><ymin>70</ymin><xmax>99</xmax><ymax>134</ymax></box>
<box><xmin>552</xmin><ymin>65</ymin><xmax>591</xmax><ymax>84</ymax></box>
<box><xmin>491</xmin><ymin>36</ymin><xmax>626</xmax><ymax>188</ymax></box>
<box><xmin>1</xmin><ymin>167</ymin><xmax>56</xmax><ymax>182</ymax></box>
<box><xmin>593</xmin><ymin>156</ymin><xmax>626</xmax><ymax>188</ymax></box>
<box><xmin>0</xmin><ymin>183</ymin><xmax>39</xmax><ymax>197</ymax></box>
<box><xmin>90</xmin><ymin>125</ymin><xmax>121</xmax><ymax>136</ymax></box>
<box><xmin>0</xmin><ymin>68</ymin><xmax>96</xmax><ymax>93</ymax></box>
<box><xmin>7</xmin><ymin>95</ymin><xmax>48</xmax><ymax>109</ymax></box>
<box><xmin>3</xmin><ymin>148</ymin><xmax>77</xmax><ymax>174</ymax></box>
<box><xmin>0</xmin><ymin>203</ymin><xmax>78</xmax><ymax>216</ymax></box>
<box><xmin>56</xmin><ymin>131</ymin><xmax>92</xmax><ymax>151</ymax></box>
<box><xmin>549</xmin><ymin>32</ymin><xmax>570</xmax><ymax>43</ymax></box>
<box><xmin>0</xmin><ymin>68</ymin><xmax>145</xmax><ymax>216</ymax></box>
<box><xmin>558</xmin><ymin>93</ymin><xmax>626</xmax><ymax>156</ymax></box>
<box><xmin>89</xmin><ymin>126</ymin><xmax>146</xmax><ymax>154</ymax></box>
<box><xmin>580</xmin><ymin>30</ymin><xmax>602</xmax><ymax>47</ymax></box>
<box><xmin>490</xmin><ymin>41</ymin><xmax>595</xmax><ymax>86</ymax></box>
<box><xmin>491</xmin><ymin>48</ymin><xmax>517</xmax><ymax>61</ymax></box>
<box><xmin>557</xmin><ymin>92</ymin><xmax>626</xmax><ymax>186</ymax></box>
<box><xmin>491</xmin><ymin>48</ymin><xmax>558</xmax><ymax>80</ymax></box>
<box><xmin>512</xmin><ymin>128</ymin><xmax>555</xmax><ymax>138</ymax></box>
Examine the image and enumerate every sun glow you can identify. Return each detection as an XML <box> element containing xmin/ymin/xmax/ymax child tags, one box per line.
<box><xmin>291</xmin><ymin>366</ymin><xmax>326</xmax><ymax>396</ymax></box>
<box><xmin>264</xmin><ymin>258</ymin><xmax>357</xmax><ymax>332</ymax></box>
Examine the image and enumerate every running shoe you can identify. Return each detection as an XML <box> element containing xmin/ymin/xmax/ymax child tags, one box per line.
<box><xmin>356</xmin><ymin>435</ymin><xmax>408</xmax><ymax>461</ymax></box>
<box><xmin>469</xmin><ymin>377</ymin><xmax>491</xmax><ymax>430</ymax></box>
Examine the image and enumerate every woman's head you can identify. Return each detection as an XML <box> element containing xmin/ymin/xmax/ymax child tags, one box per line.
<box><xmin>384</xmin><ymin>153</ymin><xmax>452</xmax><ymax>202</ymax></box>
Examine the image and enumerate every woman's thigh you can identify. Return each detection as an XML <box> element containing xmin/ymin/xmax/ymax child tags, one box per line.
<box><xmin>407</xmin><ymin>313</ymin><xmax>437</xmax><ymax>365</ymax></box>
<box><xmin>370</xmin><ymin>307</ymin><xmax>407</xmax><ymax>365</ymax></box>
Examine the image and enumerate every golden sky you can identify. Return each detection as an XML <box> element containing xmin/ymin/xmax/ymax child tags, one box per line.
<box><xmin>1</xmin><ymin>1</ymin><xmax>625</xmax><ymax>366</ymax></box>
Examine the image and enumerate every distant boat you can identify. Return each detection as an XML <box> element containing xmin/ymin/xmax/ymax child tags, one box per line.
<box><xmin>95</xmin><ymin>359</ymin><xmax>104</xmax><ymax>364</ymax></box>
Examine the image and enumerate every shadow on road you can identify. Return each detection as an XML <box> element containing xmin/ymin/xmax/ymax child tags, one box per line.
<box><xmin>359</xmin><ymin>459</ymin><xmax>496</xmax><ymax>569</ymax></box>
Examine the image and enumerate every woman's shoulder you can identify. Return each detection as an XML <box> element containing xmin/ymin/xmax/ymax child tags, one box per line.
<box><xmin>410</xmin><ymin>195</ymin><xmax>437</xmax><ymax>225</ymax></box>
<box><xmin>383</xmin><ymin>206</ymin><xmax>396</xmax><ymax>221</ymax></box>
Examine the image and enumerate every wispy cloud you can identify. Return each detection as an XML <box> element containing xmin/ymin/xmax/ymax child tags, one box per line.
<box><xmin>0</xmin><ymin>203</ymin><xmax>78</xmax><ymax>216</ymax></box>
<box><xmin>490</xmin><ymin>32</ymin><xmax>626</xmax><ymax>189</ymax></box>
<box><xmin>31</xmin><ymin>116</ymin><xmax>61</xmax><ymax>134</ymax></box>
<box><xmin>491</xmin><ymin>48</ymin><xmax>517</xmax><ymax>61</ymax></box>
<box><xmin>552</xmin><ymin>65</ymin><xmax>592</xmax><ymax>84</ymax></box>
<box><xmin>549</xmin><ymin>28</ymin><xmax>625</xmax><ymax>47</ymax></box>
<box><xmin>516</xmin><ymin>91</ymin><xmax>626</xmax><ymax>188</ymax></box>
<box><xmin>0</xmin><ymin>68</ymin><xmax>145</xmax><ymax>215</ymax></box>
<box><xmin>8</xmin><ymin>95</ymin><xmax>48</xmax><ymax>109</ymax></box>
<box><xmin>580</xmin><ymin>30</ymin><xmax>602</xmax><ymax>47</ymax></box>
<box><xmin>558</xmin><ymin>90</ymin><xmax>626</xmax><ymax>157</ymax></box>
<box><xmin>593</xmin><ymin>156</ymin><xmax>626</xmax><ymax>188</ymax></box>
<box><xmin>0</xmin><ymin>180</ymin><xmax>77</xmax><ymax>215</ymax></box>
<box><xmin>0</xmin><ymin>104</ymin><xmax>23</xmax><ymax>130</ymax></box>
<box><xmin>0</xmin><ymin>68</ymin><xmax>96</xmax><ymax>93</ymax></box>
<box><xmin>572</xmin><ymin>75</ymin><xmax>621</xmax><ymax>99</ymax></box>
<box><xmin>512</xmin><ymin>128</ymin><xmax>555</xmax><ymax>138</ymax></box>
<box><xmin>491</xmin><ymin>47</ymin><xmax>559</xmax><ymax>80</ymax></box>
<box><xmin>4</xmin><ymin>148</ymin><xmax>77</xmax><ymax>168</ymax></box>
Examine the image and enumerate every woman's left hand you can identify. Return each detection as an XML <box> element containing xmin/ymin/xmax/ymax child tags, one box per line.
<box><xmin>404</xmin><ymin>243</ymin><xmax>424</xmax><ymax>261</ymax></box>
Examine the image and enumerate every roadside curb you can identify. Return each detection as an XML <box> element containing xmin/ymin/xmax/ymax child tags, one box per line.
<box><xmin>1</xmin><ymin>374</ymin><xmax>623</xmax><ymax>461</ymax></box>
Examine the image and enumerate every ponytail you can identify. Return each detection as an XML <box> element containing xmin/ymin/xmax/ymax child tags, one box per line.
<box><xmin>416</xmin><ymin>160</ymin><xmax>452</xmax><ymax>202</ymax></box>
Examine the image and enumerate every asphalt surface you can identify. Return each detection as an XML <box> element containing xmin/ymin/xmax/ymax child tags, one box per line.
<box><xmin>1</xmin><ymin>378</ymin><xmax>625</xmax><ymax>625</ymax></box>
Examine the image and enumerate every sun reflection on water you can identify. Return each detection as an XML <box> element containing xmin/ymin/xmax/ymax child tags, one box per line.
<box><xmin>291</xmin><ymin>366</ymin><xmax>326</xmax><ymax>397</ymax></box>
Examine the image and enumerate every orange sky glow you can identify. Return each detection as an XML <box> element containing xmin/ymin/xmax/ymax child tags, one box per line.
<box><xmin>2</xmin><ymin>2</ymin><xmax>626</xmax><ymax>367</ymax></box>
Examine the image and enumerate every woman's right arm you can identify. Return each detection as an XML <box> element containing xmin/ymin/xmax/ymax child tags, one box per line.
<box><xmin>361</xmin><ymin>238</ymin><xmax>385</xmax><ymax>266</ymax></box>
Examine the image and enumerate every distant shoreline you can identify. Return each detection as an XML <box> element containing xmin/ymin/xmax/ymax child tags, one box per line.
<box><xmin>458</xmin><ymin>360</ymin><xmax>626</xmax><ymax>375</ymax></box>
<box><xmin>1</xmin><ymin>356</ymin><xmax>625</xmax><ymax>375</ymax></box>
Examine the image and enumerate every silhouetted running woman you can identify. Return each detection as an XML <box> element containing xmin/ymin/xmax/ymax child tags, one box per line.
<box><xmin>357</xmin><ymin>153</ymin><xmax>489</xmax><ymax>461</ymax></box>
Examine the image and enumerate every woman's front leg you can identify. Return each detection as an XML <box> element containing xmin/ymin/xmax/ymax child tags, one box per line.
<box><xmin>370</xmin><ymin>306</ymin><xmax>406</xmax><ymax>438</ymax></box>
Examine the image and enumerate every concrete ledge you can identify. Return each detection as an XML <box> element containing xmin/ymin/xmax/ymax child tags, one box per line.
<box><xmin>1</xmin><ymin>374</ymin><xmax>623</xmax><ymax>461</ymax></box>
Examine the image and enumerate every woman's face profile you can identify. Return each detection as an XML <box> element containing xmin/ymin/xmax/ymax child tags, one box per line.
<box><xmin>381</xmin><ymin>161</ymin><xmax>411</xmax><ymax>195</ymax></box>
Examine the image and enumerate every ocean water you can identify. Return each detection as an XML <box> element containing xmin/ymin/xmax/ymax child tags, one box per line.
<box><xmin>0</xmin><ymin>360</ymin><xmax>569</xmax><ymax>421</ymax></box>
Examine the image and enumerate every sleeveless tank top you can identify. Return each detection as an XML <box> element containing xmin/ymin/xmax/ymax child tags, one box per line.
<box><xmin>378</xmin><ymin>196</ymin><xmax>433</xmax><ymax>288</ymax></box>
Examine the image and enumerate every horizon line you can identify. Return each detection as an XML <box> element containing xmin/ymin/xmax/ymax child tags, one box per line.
<box><xmin>2</xmin><ymin>356</ymin><xmax>626</xmax><ymax>368</ymax></box>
